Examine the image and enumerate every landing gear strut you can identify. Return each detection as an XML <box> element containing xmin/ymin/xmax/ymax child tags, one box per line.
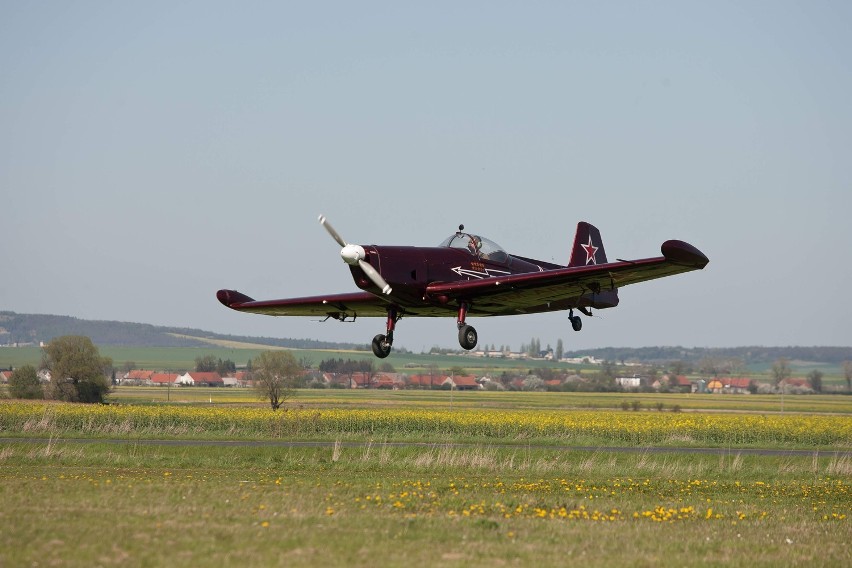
<box><xmin>569</xmin><ymin>309</ymin><xmax>583</xmax><ymax>332</ymax></box>
<box><xmin>372</xmin><ymin>308</ymin><xmax>399</xmax><ymax>359</ymax></box>
<box><xmin>457</xmin><ymin>302</ymin><xmax>478</xmax><ymax>351</ymax></box>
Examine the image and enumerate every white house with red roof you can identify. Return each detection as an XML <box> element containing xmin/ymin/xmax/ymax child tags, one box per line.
<box><xmin>176</xmin><ymin>371</ymin><xmax>223</xmax><ymax>386</ymax></box>
<box><xmin>120</xmin><ymin>370</ymin><xmax>156</xmax><ymax>385</ymax></box>
<box><xmin>439</xmin><ymin>375</ymin><xmax>481</xmax><ymax>390</ymax></box>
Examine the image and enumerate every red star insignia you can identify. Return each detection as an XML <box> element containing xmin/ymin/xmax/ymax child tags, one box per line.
<box><xmin>582</xmin><ymin>236</ymin><xmax>598</xmax><ymax>265</ymax></box>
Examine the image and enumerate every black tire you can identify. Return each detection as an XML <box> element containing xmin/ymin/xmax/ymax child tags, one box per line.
<box><xmin>571</xmin><ymin>316</ymin><xmax>582</xmax><ymax>332</ymax></box>
<box><xmin>458</xmin><ymin>325</ymin><xmax>478</xmax><ymax>350</ymax></box>
<box><xmin>371</xmin><ymin>334</ymin><xmax>392</xmax><ymax>358</ymax></box>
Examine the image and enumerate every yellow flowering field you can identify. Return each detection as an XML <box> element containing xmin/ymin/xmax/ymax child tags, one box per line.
<box><xmin>2</xmin><ymin>400</ymin><xmax>851</xmax><ymax>447</ymax></box>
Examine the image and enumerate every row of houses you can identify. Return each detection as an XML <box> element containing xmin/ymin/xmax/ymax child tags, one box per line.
<box><xmin>615</xmin><ymin>374</ymin><xmax>819</xmax><ymax>394</ymax></box>
<box><xmin>615</xmin><ymin>374</ymin><xmax>755</xmax><ymax>393</ymax></box>
<box><xmin>4</xmin><ymin>369</ymin><xmax>814</xmax><ymax>394</ymax></box>
<box><xmin>119</xmin><ymin>369</ymin><xmax>483</xmax><ymax>390</ymax></box>
<box><xmin>467</xmin><ymin>349</ymin><xmax>604</xmax><ymax>365</ymax></box>
<box><xmin>119</xmin><ymin>370</ymin><xmax>250</xmax><ymax>387</ymax></box>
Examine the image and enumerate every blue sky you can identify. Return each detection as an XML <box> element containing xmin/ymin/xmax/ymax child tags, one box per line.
<box><xmin>2</xmin><ymin>1</ymin><xmax>851</xmax><ymax>352</ymax></box>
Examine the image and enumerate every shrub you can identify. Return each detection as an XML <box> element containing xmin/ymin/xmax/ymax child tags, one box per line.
<box><xmin>9</xmin><ymin>366</ymin><xmax>43</xmax><ymax>399</ymax></box>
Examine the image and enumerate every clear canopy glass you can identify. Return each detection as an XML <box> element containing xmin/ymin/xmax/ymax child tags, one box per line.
<box><xmin>439</xmin><ymin>232</ymin><xmax>508</xmax><ymax>263</ymax></box>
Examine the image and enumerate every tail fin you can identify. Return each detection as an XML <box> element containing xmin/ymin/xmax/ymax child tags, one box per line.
<box><xmin>568</xmin><ymin>222</ymin><xmax>608</xmax><ymax>267</ymax></box>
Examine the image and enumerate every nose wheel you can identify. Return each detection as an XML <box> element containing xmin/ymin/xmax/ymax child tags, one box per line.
<box><xmin>372</xmin><ymin>308</ymin><xmax>399</xmax><ymax>358</ymax></box>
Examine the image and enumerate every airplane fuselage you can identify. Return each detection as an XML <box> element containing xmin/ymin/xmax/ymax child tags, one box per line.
<box><xmin>350</xmin><ymin>245</ymin><xmax>619</xmax><ymax>317</ymax></box>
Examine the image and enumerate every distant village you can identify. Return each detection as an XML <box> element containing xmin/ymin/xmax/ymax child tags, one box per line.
<box><xmin>1</xmin><ymin>343</ymin><xmax>840</xmax><ymax>396</ymax></box>
<box><xmin>32</xmin><ymin>359</ymin><xmax>823</xmax><ymax>396</ymax></box>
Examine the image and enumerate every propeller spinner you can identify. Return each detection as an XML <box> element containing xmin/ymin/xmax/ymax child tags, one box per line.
<box><xmin>319</xmin><ymin>215</ymin><xmax>392</xmax><ymax>295</ymax></box>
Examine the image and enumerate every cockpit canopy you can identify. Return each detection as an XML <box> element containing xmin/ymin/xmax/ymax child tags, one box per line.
<box><xmin>439</xmin><ymin>232</ymin><xmax>509</xmax><ymax>263</ymax></box>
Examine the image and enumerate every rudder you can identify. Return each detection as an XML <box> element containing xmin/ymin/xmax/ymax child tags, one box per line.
<box><xmin>568</xmin><ymin>222</ymin><xmax>608</xmax><ymax>267</ymax></box>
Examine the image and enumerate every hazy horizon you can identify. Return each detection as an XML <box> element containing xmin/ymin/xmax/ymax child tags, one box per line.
<box><xmin>3</xmin><ymin>309</ymin><xmax>850</xmax><ymax>352</ymax></box>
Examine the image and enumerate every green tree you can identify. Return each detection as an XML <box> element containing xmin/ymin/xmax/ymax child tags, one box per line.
<box><xmin>216</xmin><ymin>358</ymin><xmax>236</xmax><ymax>376</ymax></box>
<box><xmin>253</xmin><ymin>351</ymin><xmax>302</xmax><ymax>410</ymax></box>
<box><xmin>9</xmin><ymin>365</ymin><xmax>43</xmax><ymax>399</ymax></box>
<box><xmin>42</xmin><ymin>335</ymin><xmax>112</xmax><ymax>403</ymax></box>
<box><xmin>556</xmin><ymin>338</ymin><xmax>564</xmax><ymax>361</ymax></box>
<box><xmin>195</xmin><ymin>355</ymin><xmax>217</xmax><ymax>372</ymax></box>
<box><xmin>771</xmin><ymin>358</ymin><xmax>791</xmax><ymax>387</ymax></box>
<box><xmin>807</xmin><ymin>369</ymin><xmax>823</xmax><ymax>393</ymax></box>
<box><xmin>843</xmin><ymin>361</ymin><xmax>852</xmax><ymax>392</ymax></box>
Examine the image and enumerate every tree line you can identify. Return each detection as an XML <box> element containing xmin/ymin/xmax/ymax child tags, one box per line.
<box><xmin>8</xmin><ymin>336</ymin><xmax>852</xmax><ymax>406</ymax></box>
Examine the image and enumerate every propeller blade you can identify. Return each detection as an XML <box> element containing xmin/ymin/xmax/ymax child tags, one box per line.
<box><xmin>318</xmin><ymin>214</ymin><xmax>347</xmax><ymax>248</ymax></box>
<box><xmin>319</xmin><ymin>214</ymin><xmax>392</xmax><ymax>295</ymax></box>
<box><xmin>359</xmin><ymin>259</ymin><xmax>392</xmax><ymax>295</ymax></box>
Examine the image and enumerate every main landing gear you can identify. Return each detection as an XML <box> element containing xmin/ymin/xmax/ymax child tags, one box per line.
<box><xmin>569</xmin><ymin>307</ymin><xmax>592</xmax><ymax>332</ymax></box>
<box><xmin>569</xmin><ymin>309</ymin><xmax>582</xmax><ymax>332</ymax></box>
<box><xmin>457</xmin><ymin>302</ymin><xmax>478</xmax><ymax>351</ymax></box>
<box><xmin>371</xmin><ymin>303</ymin><xmax>480</xmax><ymax>358</ymax></box>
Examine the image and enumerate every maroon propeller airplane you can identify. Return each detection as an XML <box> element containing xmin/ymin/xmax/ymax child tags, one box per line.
<box><xmin>217</xmin><ymin>215</ymin><xmax>709</xmax><ymax>358</ymax></box>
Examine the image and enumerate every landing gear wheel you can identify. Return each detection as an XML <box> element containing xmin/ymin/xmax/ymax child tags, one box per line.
<box><xmin>371</xmin><ymin>334</ymin><xmax>392</xmax><ymax>358</ymax></box>
<box><xmin>458</xmin><ymin>325</ymin><xmax>478</xmax><ymax>350</ymax></box>
<box><xmin>570</xmin><ymin>316</ymin><xmax>582</xmax><ymax>332</ymax></box>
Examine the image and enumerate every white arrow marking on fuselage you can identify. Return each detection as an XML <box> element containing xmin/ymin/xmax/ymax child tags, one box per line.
<box><xmin>451</xmin><ymin>266</ymin><xmax>511</xmax><ymax>279</ymax></box>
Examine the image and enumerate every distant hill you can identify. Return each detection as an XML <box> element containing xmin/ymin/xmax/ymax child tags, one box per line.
<box><xmin>0</xmin><ymin>311</ymin><xmax>367</xmax><ymax>351</ymax></box>
<box><xmin>563</xmin><ymin>345</ymin><xmax>852</xmax><ymax>366</ymax></box>
<box><xmin>2</xmin><ymin>311</ymin><xmax>850</xmax><ymax>365</ymax></box>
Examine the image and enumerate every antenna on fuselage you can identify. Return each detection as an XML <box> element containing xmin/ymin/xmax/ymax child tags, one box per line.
<box><xmin>457</xmin><ymin>224</ymin><xmax>465</xmax><ymax>235</ymax></box>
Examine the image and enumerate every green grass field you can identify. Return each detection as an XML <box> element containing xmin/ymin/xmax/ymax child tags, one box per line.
<box><xmin>1</xmin><ymin>380</ymin><xmax>850</xmax><ymax>565</ymax></box>
<box><xmin>0</xmin><ymin>345</ymin><xmax>599</xmax><ymax>374</ymax></box>
<box><xmin>1</xmin><ymin>439</ymin><xmax>849</xmax><ymax>567</ymax></box>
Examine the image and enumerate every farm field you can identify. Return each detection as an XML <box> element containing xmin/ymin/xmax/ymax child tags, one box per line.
<box><xmin>109</xmin><ymin>387</ymin><xmax>852</xmax><ymax>415</ymax></box>
<box><xmin>3</xmin><ymin>393</ymin><xmax>852</xmax><ymax>449</ymax></box>
<box><xmin>0</xmin><ymin>438</ymin><xmax>849</xmax><ymax>567</ymax></box>
<box><xmin>1</xmin><ymin>390</ymin><xmax>850</xmax><ymax>566</ymax></box>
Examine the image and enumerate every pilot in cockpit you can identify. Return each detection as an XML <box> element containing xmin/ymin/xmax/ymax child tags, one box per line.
<box><xmin>467</xmin><ymin>235</ymin><xmax>482</xmax><ymax>256</ymax></box>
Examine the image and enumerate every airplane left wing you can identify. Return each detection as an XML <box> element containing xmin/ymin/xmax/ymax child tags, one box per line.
<box><xmin>216</xmin><ymin>289</ymin><xmax>393</xmax><ymax>319</ymax></box>
<box><xmin>425</xmin><ymin>240</ymin><xmax>709</xmax><ymax>314</ymax></box>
